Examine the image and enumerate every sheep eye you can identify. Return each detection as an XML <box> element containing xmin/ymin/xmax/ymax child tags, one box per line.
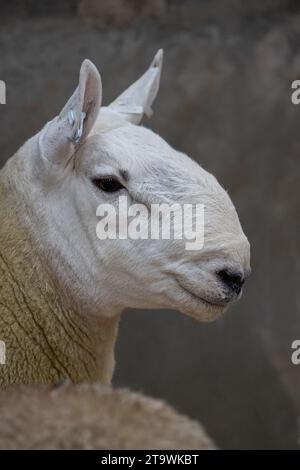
<box><xmin>92</xmin><ymin>177</ymin><xmax>124</xmax><ymax>193</ymax></box>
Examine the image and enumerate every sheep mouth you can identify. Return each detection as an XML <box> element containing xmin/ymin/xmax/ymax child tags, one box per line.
<box><xmin>175</xmin><ymin>278</ymin><xmax>229</xmax><ymax>309</ymax></box>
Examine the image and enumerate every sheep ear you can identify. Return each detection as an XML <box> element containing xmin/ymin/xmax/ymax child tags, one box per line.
<box><xmin>108</xmin><ymin>49</ymin><xmax>163</xmax><ymax>125</ymax></box>
<box><xmin>39</xmin><ymin>60</ymin><xmax>102</xmax><ymax>165</ymax></box>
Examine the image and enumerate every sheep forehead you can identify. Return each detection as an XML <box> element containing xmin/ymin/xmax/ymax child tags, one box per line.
<box><xmin>85</xmin><ymin>124</ymin><xmax>227</xmax><ymax>203</ymax></box>
<box><xmin>98</xmin><ymin>126</ymin><xmax>243</xmax><ymax>238</ymax></box>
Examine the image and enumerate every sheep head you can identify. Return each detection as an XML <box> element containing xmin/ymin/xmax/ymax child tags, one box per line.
<box><xmin>5</xmin><ymin>51</ymin><xmax>250</xmax><ymax>323</ymax></box>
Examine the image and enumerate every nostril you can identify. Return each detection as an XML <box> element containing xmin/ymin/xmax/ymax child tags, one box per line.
<box><xmin>217</xmin><ymin>269</ymin><xmax>245</xmax><ymax>295</ymax></box>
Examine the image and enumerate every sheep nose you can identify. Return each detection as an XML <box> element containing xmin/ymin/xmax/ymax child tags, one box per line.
<box><xmin>217</xmin><ymin>268</ymin><xmax>247</xmax><ymax>296</ymax></box>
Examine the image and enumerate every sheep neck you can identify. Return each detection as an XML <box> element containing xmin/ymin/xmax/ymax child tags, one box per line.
<box><xmin>0</xmin><ymin>180</ymin><xmax>119</xmax><ymax>386</ymax></box>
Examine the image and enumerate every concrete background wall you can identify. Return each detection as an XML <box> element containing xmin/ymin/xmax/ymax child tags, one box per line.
<box><xmin>0</xmin><ymin>0</ymin><xmax>299</xmax><ymax>448</ymax></box>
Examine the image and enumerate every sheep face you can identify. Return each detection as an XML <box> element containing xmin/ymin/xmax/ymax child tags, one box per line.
<box><xmin>75</xmin><ymin>125</ymin><xmax>250</xmax><ymax>322</ymax></box>
<box><xmin>8</xmin><ymin>52</ymin><xmax>250</xmax><ymax>322</ymax></box>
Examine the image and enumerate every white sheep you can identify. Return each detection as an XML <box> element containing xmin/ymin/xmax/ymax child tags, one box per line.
<box><xmin>0</xmin><ymin>51</ymin><xmax>250</xmax><ymax>448</ymax></box>
<box><xmin>0</xmin><ymin>50</ymin><xmax>250</xmax><ymax>385</ymax></box>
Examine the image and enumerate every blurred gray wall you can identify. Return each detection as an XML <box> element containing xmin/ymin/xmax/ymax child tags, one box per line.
<box><xmin>0</xmin><ymin>0</ymin><xmax>299</xmax><ymax>449</ymax></box>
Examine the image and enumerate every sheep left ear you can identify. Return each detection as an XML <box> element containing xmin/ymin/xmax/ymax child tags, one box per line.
<box><xmin>39</xmin><ymin>59</ymin><xmax>102</xmax><ymax>166</ymax></box>
<box><xmin>108</xmin><ymin>49</ymin><xmax>163</xmax><ymax>125</ymax></box>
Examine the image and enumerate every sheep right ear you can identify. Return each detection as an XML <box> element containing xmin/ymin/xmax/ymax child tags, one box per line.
<box><xmin>38</xmin><ymin>60</ymin><xmax>102</xmax><ymax>166</ymax></box>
